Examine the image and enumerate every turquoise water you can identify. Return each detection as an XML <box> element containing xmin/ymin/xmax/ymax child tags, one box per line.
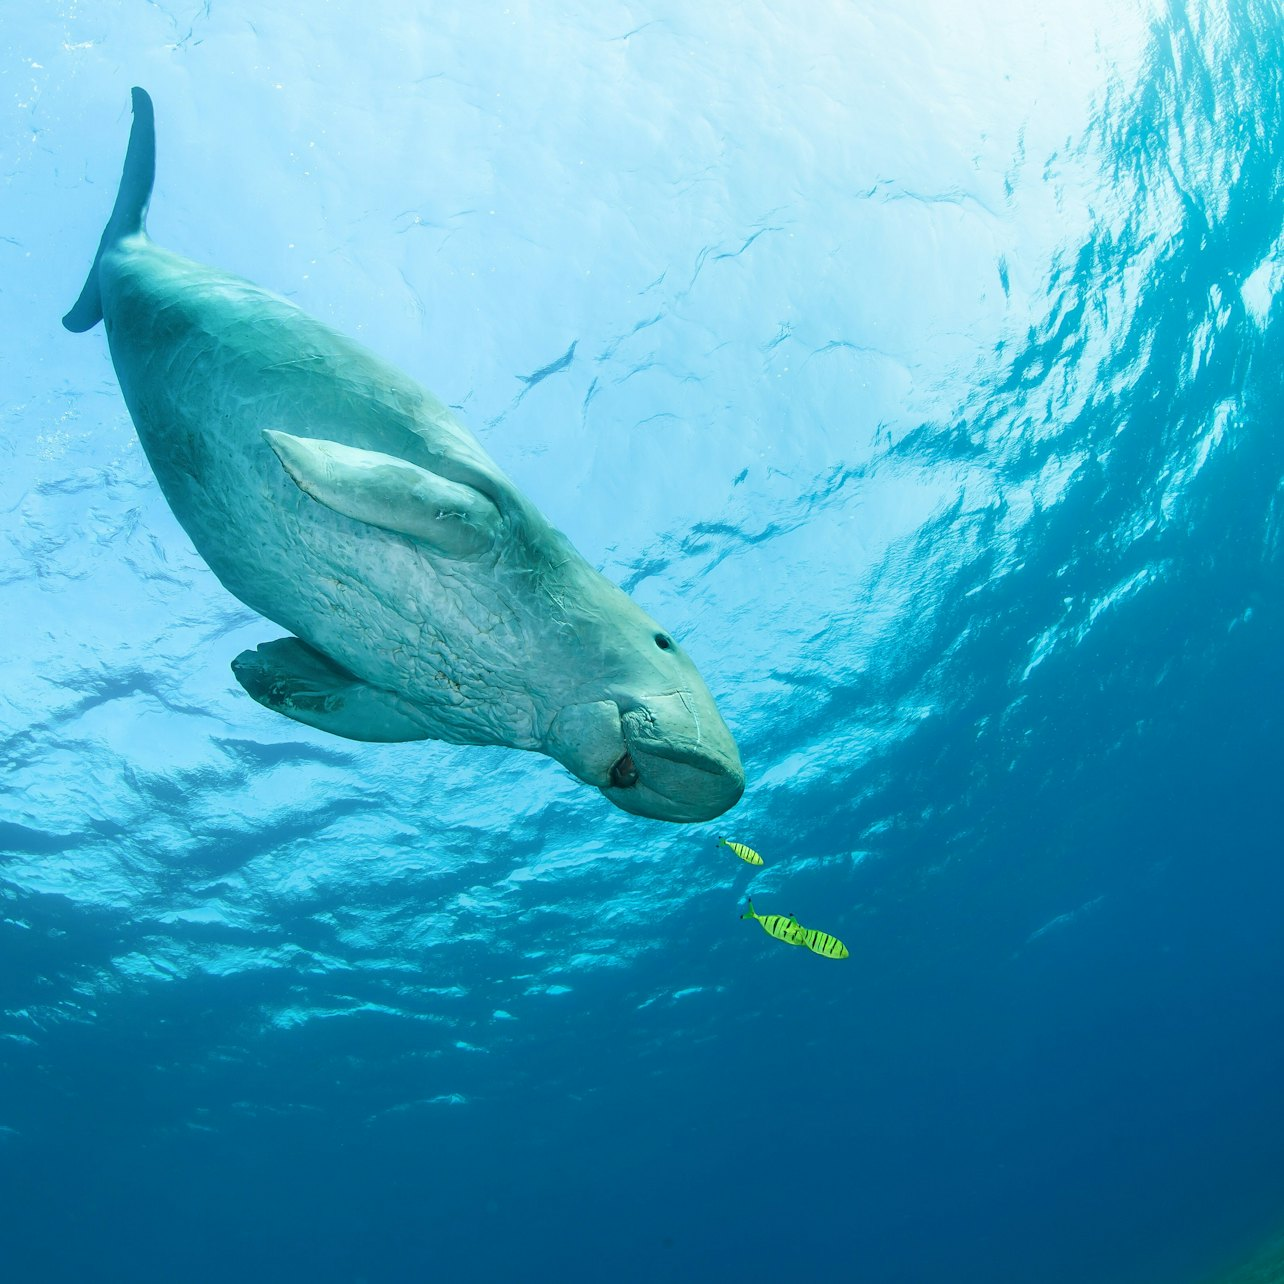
<box><xmin>3</xmin><ymin>4</ymin><xmax>1283</xmax><ymax>1281</ymax></box>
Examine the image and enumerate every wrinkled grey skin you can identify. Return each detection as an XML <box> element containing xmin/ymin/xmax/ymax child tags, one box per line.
<box><xmin>63</xmin><ymin>89</ymin><xmax>743</xmax><ymax>822</ymax></box>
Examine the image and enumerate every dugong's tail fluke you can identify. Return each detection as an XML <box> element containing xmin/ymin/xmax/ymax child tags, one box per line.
<box><xmin>62</xmin><ymin>86</ymin><xmax>155</xmax><ymax>333</ymax></box>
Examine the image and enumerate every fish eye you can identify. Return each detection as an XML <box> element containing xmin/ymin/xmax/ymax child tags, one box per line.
<box><xmin>654</xmin><ymin>633</ymin><xmax>672</xmax><ymax>650</ymax></box>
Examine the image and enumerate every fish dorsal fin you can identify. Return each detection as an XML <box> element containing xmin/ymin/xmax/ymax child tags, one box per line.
<box><xmin>264</xmin><ymin>429</ymin><xmax>500</xmax><ymax>557</ymax></box>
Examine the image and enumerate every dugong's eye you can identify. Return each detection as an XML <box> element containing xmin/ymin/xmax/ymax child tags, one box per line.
<box><xmin>654</xmin><ymin>634</ymin><xmax>672</xmax><ymax>650</ymax></box>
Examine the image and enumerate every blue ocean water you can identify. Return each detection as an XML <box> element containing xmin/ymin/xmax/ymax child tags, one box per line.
<box><xmin>3</xmin><ymin>3</ymin><xmax>1284</xmax><ymax>1282</ymax></box>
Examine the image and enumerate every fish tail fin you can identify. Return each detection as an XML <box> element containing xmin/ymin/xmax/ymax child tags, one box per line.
<box><xmin>740</xmin><ymin>898</ymin><xmax>756</xmax><ymax>921</ymax></box>
<box><xmin>63</xmin><ymin>87</ymin><xmax>155</xmax><ymax>333</ymax></box>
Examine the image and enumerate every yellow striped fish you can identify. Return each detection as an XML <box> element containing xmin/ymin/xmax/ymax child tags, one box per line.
<box><xmin>717</xmin><ymin>836</ymin><xmax>764</xmax><ymax>866</ymax></box>
<box><xmin>740</xmin><ymin>898</ymin><xmax>807</xmax><ymax>946</ymax></box>
<box><xmin>802</xmin><ymin>927</ymin><xmax>849</xmax><ymax>960</ymax></box>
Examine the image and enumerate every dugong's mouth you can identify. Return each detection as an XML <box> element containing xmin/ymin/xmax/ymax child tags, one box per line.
<box><xmin>601</xmin><ymin>705</ymin><xmax>744</xmax><ymax>823</ymax></box>
<box><xmin>609</xmin><ymin>752</ymin><xmax>639</xmax><ymax>789</ymax></box>
<box><xmin>546</xmin><ymin>698</ymin><xmax>744</xmax><ymax>823</ymax></box>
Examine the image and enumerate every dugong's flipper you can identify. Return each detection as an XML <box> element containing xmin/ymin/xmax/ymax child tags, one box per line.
<box><xmin>232</xmin><ymin>638</ymin><xmax>434</xmax><ymax>743</ymax></box>
<box><xmin>263</xmin><ymin>430</ymin><xmax>500</xmax><ymax>557</ymax></box>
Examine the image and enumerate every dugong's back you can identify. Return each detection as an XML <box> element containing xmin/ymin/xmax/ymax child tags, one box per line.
<box><xmin>97</xmin><ymin>237</ymin><xmax>503</xmax><ymax>629</ymax></box>
<box><xmin>62</xmin><ymin>87</ymin><xmax>745</xmax><ymax>824</ymax></box>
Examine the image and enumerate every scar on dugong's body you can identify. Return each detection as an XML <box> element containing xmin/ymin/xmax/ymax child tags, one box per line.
<box><xmin>63</xmin><ymin>88</ymin><xmax>743</xmax><ymax>823</ymax></box>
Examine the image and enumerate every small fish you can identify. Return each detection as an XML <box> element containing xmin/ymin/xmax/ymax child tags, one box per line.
<box><xmin>802</xmin><ymin>927</ymin><xmax>849</xmax><ymax>960</ymax></box>
<box><xmin>740</xmin><ymin>898</ymin><xmax>807</xmax><ymax>946</ymax></box>
<box><xmin>717</xmin><ymin>836</ymin><xmax>764</xmax><ymax>866</ymax></box>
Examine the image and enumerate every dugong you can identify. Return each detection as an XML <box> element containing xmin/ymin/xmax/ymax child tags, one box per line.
<box><xmin>63</xmin><ymin>88</ymin><xmax>743</xmax><ymax>823</ymax></box>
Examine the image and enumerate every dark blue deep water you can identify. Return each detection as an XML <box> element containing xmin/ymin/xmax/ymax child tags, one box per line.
<box><xmin>3</xmin><ymin>4</ymin><xmax>1283</xmax><ymax>1282</ymax></box>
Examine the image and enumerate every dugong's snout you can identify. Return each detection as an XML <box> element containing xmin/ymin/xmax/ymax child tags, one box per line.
<box><xmin>611</xmin><ymin>698</ymin><xmax>745</xmax><ymax>822</ymax></box>
<box><xmin>546</xmin><ymin>693</ymin><xmax>744</xmax><ymax>824</ymax></box>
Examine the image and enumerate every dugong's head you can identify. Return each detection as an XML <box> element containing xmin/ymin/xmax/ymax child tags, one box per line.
<box><xmin>532</xmin><ymin>538</ymin><xmax>745</xmax><ymax>824</ymax></box>
<box><xmin>540</xmin><ymin>606</ymin><xmax>745</xmax><ymax>823</ymax></box>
